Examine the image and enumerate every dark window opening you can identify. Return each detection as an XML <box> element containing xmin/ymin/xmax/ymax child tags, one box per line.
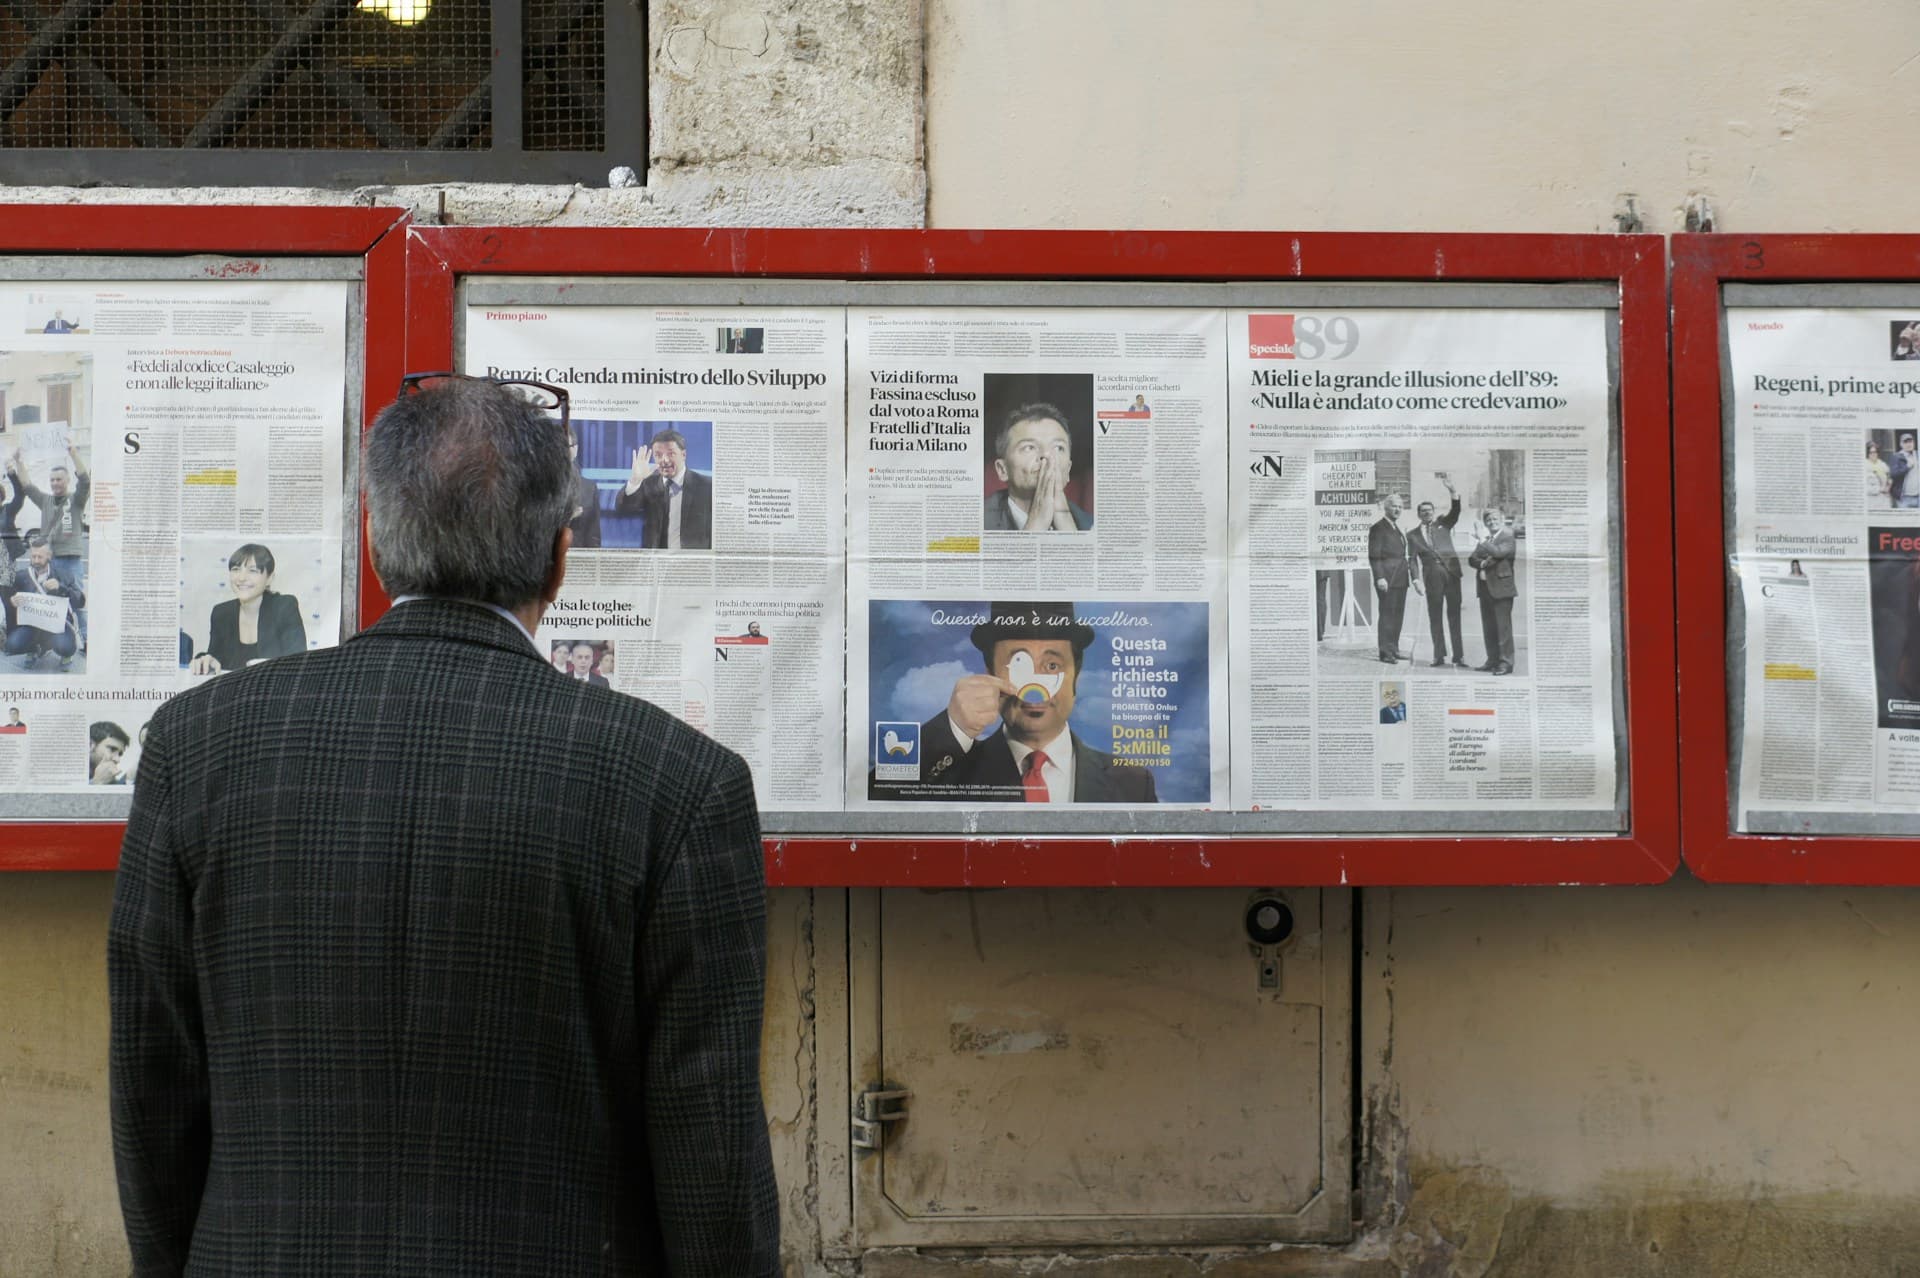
<box><xmin>0</xmin><ymin>0</ymin><xmax>642</xmax><ymax>185</ymax></box>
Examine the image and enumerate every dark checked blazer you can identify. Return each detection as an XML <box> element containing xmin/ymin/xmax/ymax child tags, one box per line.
<box><xmin>108</xmin><ymin>598</ymin><xmax>778</xmax><ymax>1277</ymax></box>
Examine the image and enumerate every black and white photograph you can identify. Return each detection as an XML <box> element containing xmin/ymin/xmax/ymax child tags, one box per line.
<box><xmin>980</xmin><ymin>372</ymin><xmax>1095</xmax><ymax>532</ymax></box>
<box><xmin>1315</xmin><ymin>445</ymin><xmax>1527</xmax><ymax>678</ymax></box>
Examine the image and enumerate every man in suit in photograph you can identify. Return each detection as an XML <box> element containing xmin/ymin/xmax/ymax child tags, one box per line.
<box><xmin>567</xmin><ymin>639</ymin><xmax>611</xmax><ymax>687</ymax></box>
<box><xmin>1367</xmin><ymin>494</ymin><xmax>1412</xmax><ymax>664</ymax></box>
<box><xmin>615</xmin><ymin>428</ymin><xmax>714</xmax><ymax>549</ymax></box>
<box><xmin>109</xmin><ymin>377</ymin><xmax>777</xmax><ymax>1276</ymax></box>
<box><xmin>873</xmin><ymin>601</ymin><xmax>1156</xmax><ymax>804</ymax></box>
<box><xmin>1407</xmin><ymin>477</ymin><xmax>1468</xmax><ymax>668</ymax></box>
<box><xmin>1469</xmin><ymin>507</ymin><xmax>1519</xmax><ymax>675</ymax></box>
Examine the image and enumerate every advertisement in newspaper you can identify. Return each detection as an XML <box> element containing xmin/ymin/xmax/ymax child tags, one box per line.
<box><xmin>1725</xmin><ymin>307</ymin><xmax>1920</xmax><ymax>831</ymax></box>
<box><xmin>1228</xmin><ymin>308</ymin><xmax>1617</xmax><ymax>817</ymax></box>
<box><xmin>846</xmin><ymin>307</ymin><xmax>1230</xmax><ymax>811</ymax></box>
<box><xmin>0</xmin><ymin>280</ymin><xmax>348</xmax><ymax>803</ymax></box>
<box><xmin>465</xmin><ymin>304</ymin><xmax>847</xmax><ymax>812</ymax></box>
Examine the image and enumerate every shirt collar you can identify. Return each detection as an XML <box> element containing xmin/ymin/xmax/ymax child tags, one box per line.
<box><xmin>391</xmin><ymin>595</ymin><xmax>539</xmax><ymax>652</ymax></box>
<box><xmin>1006</xmin><ymin>726</ymin><xmax>1072</xmax><ymax>770</ymax></box>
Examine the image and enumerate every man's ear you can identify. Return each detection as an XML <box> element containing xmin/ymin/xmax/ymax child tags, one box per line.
<box><xmin>543</xmin><ymin>525</ymin><xmax>573</xmax><ymax>604</ymax></box>
<box><xmin>993</xmin><ymin>458</ymin><xmax>1010</xmax><ymax>484</ymax></box>
<box><xmin>362</xmin><ymin>509</ymin><xmax>384</xmax><ymax>589</ymax></box>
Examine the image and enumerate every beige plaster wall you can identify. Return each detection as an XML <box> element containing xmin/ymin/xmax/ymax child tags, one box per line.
<box><xmin>1368</xmin><ymin>881</ymin><xmax>1920</xmax><ymax>1275</ymax></box>
<box><xmin>926</xmin><ymin>0</ymin><xmax>1915</xmax><ymax>234</ymax></box>
<box><xmin>0</xmin><ymin>875</ymin><xmax>124</xmax><ymax>1276</ymax></box>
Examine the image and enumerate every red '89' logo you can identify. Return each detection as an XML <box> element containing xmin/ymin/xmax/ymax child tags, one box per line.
<box><xmin>1248</xmin><ymin>313</ymin><xmax>1295</xmax><ymax>359</ymax></box>
<box><xmin>1249</xmin><ymin>313</ymin><xmax>1360</xmax><ymax>360</ymax></box>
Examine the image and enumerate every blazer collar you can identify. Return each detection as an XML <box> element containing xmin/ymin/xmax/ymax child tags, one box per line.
<box><xmin>352</xmin><ymin>597</ymin><xmax>545</xmax><ymax>663</ymax></box>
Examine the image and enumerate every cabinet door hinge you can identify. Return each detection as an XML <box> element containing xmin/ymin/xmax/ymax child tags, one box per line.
<box><xmin>852</xmin><ymin>1085</ymin><xmax>910</xmax><ymax>1153</ymax></box>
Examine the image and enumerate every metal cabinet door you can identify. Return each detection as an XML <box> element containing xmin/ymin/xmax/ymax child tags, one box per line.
<box><xmin>843</xmin><ymin>887</ymin><xmax>1352</xmax><ymax>1249</ymax></box>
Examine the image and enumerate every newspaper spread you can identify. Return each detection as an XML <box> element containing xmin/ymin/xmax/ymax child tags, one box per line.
<box><xmin>846</xmin><ymin>306</ymin><xmax>1230</xmax><ymax>810</ymax></box>
<box><xmin>1229</xmin><ymin>308</ymin><xmax>1617</xmax><ymax>815</ymax></box>
<box><xmin>465</xmin><ymin>304</ymin><xmax>847</xmax><ymax>812</ymax></box>
<box><xmin>1725</xmin><ymin>306</ymin><xmax>1920</xmax><ymax>832</ymax></box>
<box><xmin>0</xmin><ymin>280</ymin><xmax>348</xmax><ymax>799</ymax></box>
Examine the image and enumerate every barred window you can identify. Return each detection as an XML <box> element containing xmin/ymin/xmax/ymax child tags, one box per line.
<box><xmin>0</xmin><ymin>0</ymin><xmax>643</xmax><ymax>185</ymax></box>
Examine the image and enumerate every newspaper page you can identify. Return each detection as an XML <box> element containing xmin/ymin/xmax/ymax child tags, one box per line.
<box><xmin>1725</xmin><ymin>306</ymin><xmax>1920</xmax><ymax>833</ymax></box>
<box><xmin>1229</xmin><ymin>308</ymin><xmax>1617</xmax><ymax>819</ymax></box>
<box><xmin>464</xmin><ymin>303</ymin><xmax>846</xmax><ymax>813</ymax></box>
<box><xmin>846</xmin><ymin>306</ymin><xmax>1230</xmax><ymax>813</ymax></box>
<box><xmin>0</xmin><ymin>279</ymin><xmax>349</xmax><ymax>802</ymax></box>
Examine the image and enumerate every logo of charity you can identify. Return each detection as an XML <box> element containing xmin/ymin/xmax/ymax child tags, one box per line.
<box><xmin>1248</xmin><ymin>313</ymin><xmax>1296</xmax><ymax>359</ymax></box>
<box><xmin>1007</xmin><ymin>650</ymin><xmax>1063</xmax><ymax>704</ymax></box>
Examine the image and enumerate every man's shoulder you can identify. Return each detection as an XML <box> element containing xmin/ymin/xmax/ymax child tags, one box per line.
<box><xmin>571</xmin><ymin>678</ymin><xmax>745</xmax><ymax>788</ymax></box>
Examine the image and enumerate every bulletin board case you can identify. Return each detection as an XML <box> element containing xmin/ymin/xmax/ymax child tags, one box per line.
<box><xmin>0</xmin><ymin>205</ymin><xmax>407</xmax><ymax>871</ymax></box>
<box><xmin>1673</xmin><ymin>233</ymin><xmax>1920</xmax><ymax>883</ymax></box>
<box><xmin>409</xmin><ymin>227</ymin><xmax>1677</xmax><ymax>887</ymax></box>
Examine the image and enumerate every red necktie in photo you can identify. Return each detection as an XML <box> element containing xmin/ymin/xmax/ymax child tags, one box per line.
<box><xmin>1022</xmin><ymin>750</ymin><xmax>1050</xmax><ymax>803</ymax></box>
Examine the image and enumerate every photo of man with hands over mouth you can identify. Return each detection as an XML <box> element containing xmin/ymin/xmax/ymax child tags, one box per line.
<box><xmin>980</xmin><ymin>373</ymin><xmax>1096</xmax><ymax>534</ymax></box>
<box><xmin>983</xmin><ymin>403</ymin><xmax>1094</xmax><ymax>532</ymax></box>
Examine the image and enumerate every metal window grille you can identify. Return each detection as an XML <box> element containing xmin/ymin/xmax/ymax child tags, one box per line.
<box><xmin>0</xmin><ymin>0</ymin><xmax>643</xmax><ymax>185</ymax></box>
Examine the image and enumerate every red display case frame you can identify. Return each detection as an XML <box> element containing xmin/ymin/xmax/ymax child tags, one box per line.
<box><xmin>1673</xmin><ymin>233</ymin><xmax>1920</xmax><ymax>883</ymax></box>
<box><xmin>1</xmin><ymin>205</ymin><xmax>408</xmax><ymax>871</ymax></box>
<box><xmin>408</xmin><ymin>227</ymin><xmax>1677</xmax><ymax>887</ymax></box>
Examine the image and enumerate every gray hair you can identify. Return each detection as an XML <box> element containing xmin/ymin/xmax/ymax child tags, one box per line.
<box><xmin>364</xmin><ymin>379</ymin><xmax>572</xmax><ymax>608</ymax></box>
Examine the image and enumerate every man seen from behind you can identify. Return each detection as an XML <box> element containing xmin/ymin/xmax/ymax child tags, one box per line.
<box><xmin>109</xmin><ymin>376</ymin><xmax>777</xmax><ymax>1276</ymax></box>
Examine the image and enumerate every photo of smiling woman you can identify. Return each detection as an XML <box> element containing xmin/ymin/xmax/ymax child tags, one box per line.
<box><xmin>188</xmin><ymin>543</ymin><xmax>307</xmax><ymax>675</ymax></box>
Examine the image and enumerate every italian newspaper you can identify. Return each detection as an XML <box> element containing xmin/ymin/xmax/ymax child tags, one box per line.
<box><xmin>464</xmin><ymin>303</ymin><xmax>847</xmax><ymax>813</ymax></box>
<box><xmin>0</xmin><ymin>279</ymin><xmax>347</xmax><ymax>803</ymax></box>
<box><xmin>1727</xmin><ymin>307</ymin><xmax>1920</xmax><ymax>832</ymax></box>
<box><xmin>846</xmin><ymin>306</ymin><xmax>1231</xmax><ymax>812</ymax></box>
<box><xmin>1228</xmin><ymin>308</ymin><xmax>1619</xmax><ymax>820</ymax></box>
